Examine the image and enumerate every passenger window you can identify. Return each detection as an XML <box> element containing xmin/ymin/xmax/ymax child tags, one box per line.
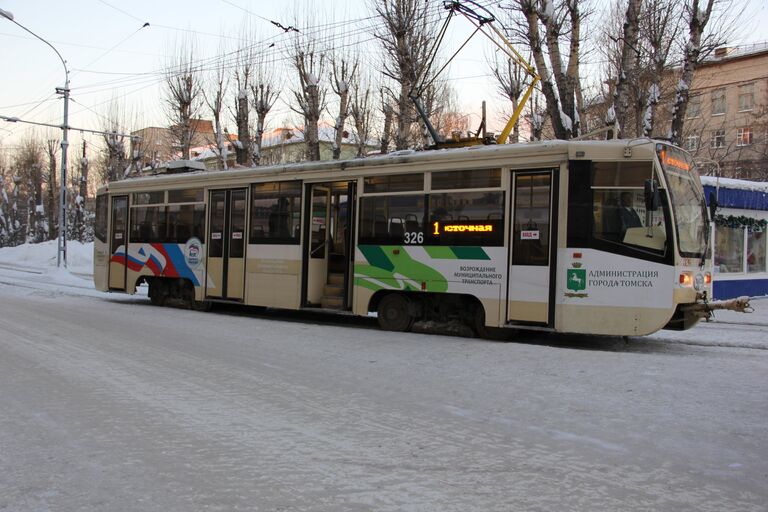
<box><xmin>359</xmin><ymin>195</ymin><xmax>425</xmax><ymax>245</ymax></box>
<box><xmin>130</xmin><ymin>206</ymin><xmax>167</xmax><ymax>243</ymax></box>
<box><xmin>364</xmin><ymin>173</ymin><xmax>423</xmax><ymax>193</ymax></box>
<box><xmin>166</xmin><ymin>204</ymin><xmax>205</xmax><ymax>243</ymax></box>
<box><xmin>133</xmin><ymin>191</ymin><xmax>165</xmax><ymax>205</ymax></box>
<box><xmin>250</xmin><ymin>181</ymin><xmax>302</xmax><ymax>244</ymax></box>
<box><xmin>95</xmin><ymin>194</ymin><xmax>108</xmax><ymax>242</ymax></box>
<box><xmin>168</xmin><ymin>188</ymin><xmax>204</xmax><ymax>203</ymax></box>
<box><xmin>431</xmin><ymin>168</ymin><xmax>501</xmax><ymax>190</ymax></box>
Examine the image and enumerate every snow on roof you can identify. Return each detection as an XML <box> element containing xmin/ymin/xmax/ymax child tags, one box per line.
<box><xmin>260</xmin><ymin>123</ymin><xmax>360</xmax><ymax>148</ymax></box>
<box><xmin>700</xmin><ymin>175</ymin><xmax>768</xmax><ymax>193</ymax></box>
<box><xmin>702</xmin><ymin>42</ymin><xmax>768</xmax><ymax>63</ymax></box>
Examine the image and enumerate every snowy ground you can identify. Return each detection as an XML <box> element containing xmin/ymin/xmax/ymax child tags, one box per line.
<box><xmin>0</xmin><ymin>242</ymin><xmax>766</xmax><ymax>511</ymax></box>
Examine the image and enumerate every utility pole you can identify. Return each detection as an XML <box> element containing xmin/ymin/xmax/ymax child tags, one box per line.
<box><xmin>1</xmin><ymin>8</ymin><xmax>70</xmax><ymax>267</ymax></box>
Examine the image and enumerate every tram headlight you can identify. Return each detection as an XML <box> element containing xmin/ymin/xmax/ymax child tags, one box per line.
<box><xmin>679</xmin><ymin>271</ymin><xmax>694</xmax><ymax>287</ymax></box>
<box><xmin>704</xmin><ymin>272</ymin><xmax>712</xmax><ymax>285</ymax></box>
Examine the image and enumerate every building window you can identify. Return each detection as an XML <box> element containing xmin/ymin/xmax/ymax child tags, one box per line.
<box><xmin>711</xmin><ymin>88</ymin><xmax>726</xmax><ymax>116</ymax></box>
<box><xmin>687</xmin><ymin>96</ymin><xmax>702</xmax><ymax>118</ymax></box>
<box><xmin>737</xmin><ymin>127</ymin><xmax>753</xmax><ymax>147</ymax></box>
<box><xmin>685</xmin><ymin>135</ymin><xmax>699</xmax><ymax>151</ymax></box>
<box><xmin>710</xmin><ymin>129</ymin><xmax>726</xmax><ymax>149</ymax></box>
<box><xmin>738</xmin><ymin>84</ymin><xmax>754</xmax><ymax>112</ymax></box>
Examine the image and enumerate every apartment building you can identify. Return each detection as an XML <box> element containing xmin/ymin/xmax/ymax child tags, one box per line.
<box><xmin>683</xmin><ymin>43</ymin><xmax>768</xmax><ymax>180</ymax></box>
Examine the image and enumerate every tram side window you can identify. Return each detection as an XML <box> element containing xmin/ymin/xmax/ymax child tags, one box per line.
<box><xmin>431</xmin><ymin>168</ymin><xmax>501</xmax><ymax>190</ymax></box>
<box><xmin>130</xmin><ymin>206</ymin><xmax>167</xmax><ymax>243</ymax></box>
<box><xmin>133</xmin><ymin>191</ymin><xmax>165</xmax><ymax>205</ymax></box>
<box><xmin>95</xmin><ymin>194</ymin><xmax>108</xmax><ymax>242</ymax></box>
<box><xmin>592</xmin><ymin>162</ymin><xmax>667</xmax><ymax>253</ymax></box>
<box><xmin>250</xmin><ymin>181</ymin><xmax>302</xmax><ymax>244</ymax></box>
<box><xmin>166</xmin><ymin>204</ymin><xmax>205</xmax><ymax>243</ymax></box>
<box><xmin>364</xmin><ymin>173</ymin><xmax>423</xmax><ymax>193</ymax></box>
<box><xmin>568</xmin><ymin>161</ymin><xmax>669</xmax><ymax>259</ymax></box>
<box><xmin>359</xmin><ymin>195</ymin><xmax>426</xmax><ymax>245</ymax></box>
<box><xmin>429</xmin><ymin>191</ymin><xmax>504</xmax><ymax>246</ymax></box>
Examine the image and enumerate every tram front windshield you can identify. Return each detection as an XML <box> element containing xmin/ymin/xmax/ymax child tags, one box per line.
<box><xmin>656</xmin><ymin>144</ymin><xmax>708</xmax><ymax>258</ymax></box>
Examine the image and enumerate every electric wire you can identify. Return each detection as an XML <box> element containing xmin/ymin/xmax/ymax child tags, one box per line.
<box><xmin>2</xmin><ymin>0</ymin><xmax>507</xmax><ymax>145</ymax></box>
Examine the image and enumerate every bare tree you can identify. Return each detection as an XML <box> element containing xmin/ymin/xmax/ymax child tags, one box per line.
<box><xmin>250</xmin><ymin>52</ymin><xmax>279</xmax><ymax>166</ymax></box>
<box><xmin>516</xmin><ymin>0</ymin><xmax>585</xmax><ymax>139</ymax></box>
<box><xmin>0</xmin><ymin>173</ymin><xmax>11</xmax><ymax>246</ymax></box>
<box><xmin>44</xmin><ymin>138</ymin><xmax>58</xmax><ymax>240</ymax></box>
<box><xmin>638</xmin><ymin>0</ymin><xmax>682</xmax><ymax>137</ymax></box>
<box><xmin>231</xmin><ymin>27</ymin><xmax>256</xmax><ymax>166</ymax></box>
<box><xmin>164</xmin><ymin>37</ymin><xmax>202</xmax><ymax>161</ymax></box>
<box><xmin>669</xmin><ymin>0</ymin><xmax>741</xmax><ymax>145</ymax></box>
<box><xmin>350</xmin><ymin>73</ymin><xmax>376</xmax><ymax>157</ymax></box>
<box><xmin>12</xmin><ymin>136</ymin><xmax>44</xmax><ymax>243</ymax></box>
<box><xmin>373</xmin><ymin>0</ymin><xmax>437</xmax><ymax>150</ymax></box>
<box><xmin>611</xmin><ymin>0</ymin><xmax>642</xmax><ymax>138</ymax></box>
<box><xmin>491</xmin><ymin>53</ymin><xmax>527</xmax><ymax>143</ymax></box>
<box><xmin>330</xmin><ymin>50</ymin><xmax>359</xmax><ymax>160</ymax></box>
<box><xmin>202</xmin><ymin>39</ymin><xmax>229</xmax><ymax>170</ymax></box>
<box><xmin>98</xmin><ymin>100</ymin><xmax>131</xmax><ymax>182</ymax></box>
<box><xmin>290</xmin><ymin>33</ymin><xmax>327</xmax><ymax>162</ymax></box>
<box><xmin>71</xmin><ymin>140</ymin><xmax>90</xmax><ymax>242</ymax></box>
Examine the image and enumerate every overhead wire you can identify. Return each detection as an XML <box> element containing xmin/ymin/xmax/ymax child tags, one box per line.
<box><xmin>3</xmin><ymin>0</ymin><xmax>507</xmax><ymax>145</ymax></box>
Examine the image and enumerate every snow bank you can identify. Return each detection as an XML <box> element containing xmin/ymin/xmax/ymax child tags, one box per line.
<box><xmin>0</xmin><ymin>240</ymin><xmax>93</xmax><ymax>281</ymax></box>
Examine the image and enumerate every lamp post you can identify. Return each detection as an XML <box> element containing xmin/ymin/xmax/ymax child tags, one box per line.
<box><xmin>1</xmin><ymin>8</ymin><xmax>70</xmax><ymax>267</ymax></box>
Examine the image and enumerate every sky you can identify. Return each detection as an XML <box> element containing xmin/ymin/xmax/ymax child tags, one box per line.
<box><xmin>0</xmin><ymin>0</ymin><xmax>767</xmax><ymax>161</ymax></box>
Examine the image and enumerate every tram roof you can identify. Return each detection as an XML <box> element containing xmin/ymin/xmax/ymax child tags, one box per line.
<box><xmin>101</xmin><ymin>138</ymin><xmax>664</xmax><ymax>193</ymax></box>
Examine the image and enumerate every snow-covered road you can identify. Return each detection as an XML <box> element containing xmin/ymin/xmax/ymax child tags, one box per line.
<box><xmin>0</xmin><ymin>243</ymin><xmax>767</xmax><ymax>511</ymax></box>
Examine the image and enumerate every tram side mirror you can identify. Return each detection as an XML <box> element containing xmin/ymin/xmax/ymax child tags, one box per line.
<box><xmin>644</xmin><ymin>179</ymin><xmax>660</xmax><ymax>212</ymax></box>
<box><xmin>709</xmin><ymin>191</ymin><xmax>719</xmax><ymax>220</ymax></box>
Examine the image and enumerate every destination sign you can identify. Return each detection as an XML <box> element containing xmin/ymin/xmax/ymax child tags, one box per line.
<box><xmin>657</xmin><ymin>145</ymin><xmax>692</xmax><ymax>173</ymax></box>
<box><xmin>433</xmin><ymin>222</ymin><xmax>494</xmax><ymax>235</ymax></box>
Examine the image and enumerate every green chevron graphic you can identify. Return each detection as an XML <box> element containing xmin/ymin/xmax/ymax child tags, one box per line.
<box><xmin>355</xmin><ymin>245</ymin><xmax>492</xmax><ymax>293</ymax></box>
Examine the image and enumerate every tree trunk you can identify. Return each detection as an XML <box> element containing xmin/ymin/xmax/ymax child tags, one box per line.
<box><xmin>614</xmin><ymin>0</ymin><xmax>642</xmax><ymax>138</ymax></box>
<box><xmin>669</xmin><ymin>0</ymin><xmax>714</xmax><ymax>146</ymax></box>
<box><xmin>305</xmin><ymin>82</ymin><xmax>321</xmax><ymax>161</ymax></box>
<box><xmin>236</xmin><ymin>91</ymin><xmax>250</xmax><ymax>166</ymax></box>
<box><xmin>520</xmin><ymin>2</ymin><xmax>567</xmax><ymax>139</ymax></box>
<box><xmin>333</xmin><ymin>87</ymin><xmax>350</xmax><ymax>160</ymax></box>
<box><xmin>381</xmin><ymin>103</ymin><xmax>393</xmax><ymax>154</ymax></box>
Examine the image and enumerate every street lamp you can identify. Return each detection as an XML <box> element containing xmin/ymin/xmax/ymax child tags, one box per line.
<box><xmin>1</xmin><ymin>8</ymin><xmax>70</xmax><ymax>267</ymax></box>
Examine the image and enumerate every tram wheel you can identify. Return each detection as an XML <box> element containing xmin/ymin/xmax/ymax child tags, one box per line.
<box><xmin>472</xmin><ymin>305</ymin><xmax>489</xmax><ymax>338</ymax></box>
<box><xmin>181</xmin><ymin>281</ymin><xmax>211</xmax><ymax>311</ymax></box>
<box><xmin>149</xmin><ymin>279</ymin><xmax>167</xmax><ymax>306</ymax></box>
<box><xmin>377</xmin><ymin>293</ymin><xmax>414</xmax><ymax>332</ymax></box>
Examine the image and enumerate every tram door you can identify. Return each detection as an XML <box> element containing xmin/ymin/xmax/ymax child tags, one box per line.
<box><xmin>304</xmin><ymin>181</ymin><xmax>355</xmax><ymax>308</ymax></box>
<box><xmin>206</xmin><ymin>188</ymin><xmax>248</xmax><ymax>300</ymax></box>
<box><xmin>108</xmin><ymin>195</ymin><xmax>128</xmax><ymax>290</ymax></box>
<box><xmin>508</xmin><ymin>171</ymin><xmax>554</xmax><ymax>325</ymax></box>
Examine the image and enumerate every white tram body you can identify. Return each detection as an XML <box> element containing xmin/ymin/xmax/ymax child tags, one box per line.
<box><xmin>93</xmin><ymin>139</ymin><xmax>713</xmax><ymax>336</ymax></box>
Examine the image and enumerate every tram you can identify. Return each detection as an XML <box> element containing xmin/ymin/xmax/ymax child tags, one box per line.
<box><xmin>94</xmin><ymin>139</ymin><xmax>717</xmax><ymax>336</ymax></box>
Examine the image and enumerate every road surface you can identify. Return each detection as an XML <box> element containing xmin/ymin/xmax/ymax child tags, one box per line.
<box><xmin>0</xmin><ymin>273</ymin><xmax>766</xmax><ymax>511</ymax></box>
